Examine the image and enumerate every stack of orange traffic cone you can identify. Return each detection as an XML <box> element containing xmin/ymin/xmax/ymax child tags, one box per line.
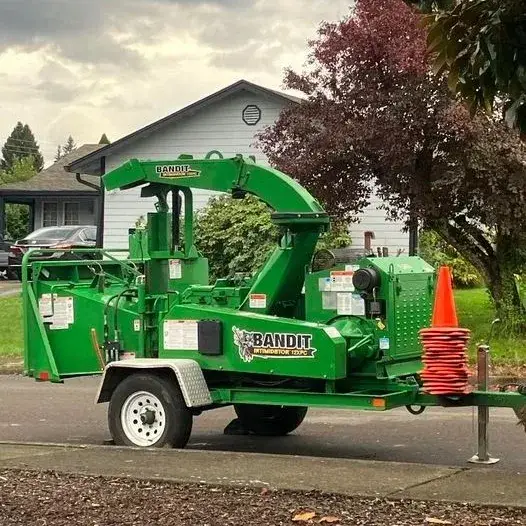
<box><xmin>419</xmin><ymin>266</ymin><xmax>471</xmax><ymax>395</ymax></box>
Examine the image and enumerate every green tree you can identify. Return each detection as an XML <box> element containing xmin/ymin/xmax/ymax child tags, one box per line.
<box><xmin>54</xmin><ymin>136</ymin><xmax>77</xmax><ymax>162</ymax></box>
<box><xmin>317</xmin><ymin>221</ymin><xmax>352</xmax><ymax>252</ymax></box>
<box><xmin>99</xmin><ymin>133</ymin><xmax>111</xmax><ymax>145</ymax></box>
<box><xmin>0</xmin><ymin>156</ymin><xmax>37</xmax><ymax>241</ymax></box>
<box><xmin>0</xmin><ymin>156</ymin><xmax>37</xmax><ymax>185</ymax></box>
<box><xmin>54</xmin><ymin>145</ymin><xmax>62</xmax><ymax>162</ymax></box>
<box><xmin>257</xmin><ymin>0</ymin><xmax>526</xmax><ymax>328</ymax></box>
<box><xmin>419</xmin><ymin>229</ymin><xmax>482</xmax><ymax>287</ymax></box>
<box><xmin>62</xmin><ymin>135</ymin><xmax>76</xmax><ymax>155</ymax></box>
<box><xmin>1</xmin><ymin>122</ymin><xmax>44</xmax><ymax>172</ymax></box>
<box><xmin>5</xmin><ymin>204</ymin><xmax>30</xmax><ymax>241</ymax></box>
<box><xmin>407</xmin><ymin>0</ymin><xmax>526</xmax><ymax>133</ymax></box>
<box><xmin>194</xmin><ymin>195</ymin><xmax>351</xmax><ymax>281</ymax></box>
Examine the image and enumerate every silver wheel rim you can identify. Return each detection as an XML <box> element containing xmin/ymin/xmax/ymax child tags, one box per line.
<box><xmin>121</xmin><ymin>390</ymin><xmax>165</xmax><ymax>446</ymax></box>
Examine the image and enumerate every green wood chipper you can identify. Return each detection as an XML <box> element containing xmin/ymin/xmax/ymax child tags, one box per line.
<box><xmin>21</xmin><ymin>153</ymin><xmax>526</xmax><ymax>452</ymax></box>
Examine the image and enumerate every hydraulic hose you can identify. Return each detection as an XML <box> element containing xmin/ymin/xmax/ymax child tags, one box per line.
<box><xmin>103</xmin><ymin>289</ymin><xmax>134</xmax><ymax>341</ymax></box>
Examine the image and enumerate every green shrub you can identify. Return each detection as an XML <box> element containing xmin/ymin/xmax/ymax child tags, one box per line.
<box><xmin>194</xmin><ymin>195</ymin><xmax>351</xmax><ymax>281</ymax></box>
<box><xmin>5</xmin><ymin>204</ymin><xmax>30</xmax><ymax>241</ymax></box>
<box><xmin>194</xmin><ymin>195</ymin><xmax>278</xmax><ymax>281</ymax></box>
<box><xmin>317</xmin><ymin>221</ymin><xmax>352</xmax><ymax>251</ymax></box>
<box><xmin>419</xmin><ymin>229</ymin><xmax>482</xmax><ymax>288</ymax></box>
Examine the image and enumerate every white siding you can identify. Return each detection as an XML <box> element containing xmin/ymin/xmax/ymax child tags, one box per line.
<box><xmin>103</xmin><ymin>90</ymin><xmax>285</xmax><ymax>249</ymax></box>
<box><xmin>103</xmin><ymin>88</ymin><xmax>408</xmax><ymax>253</ymax></box>
<box><xmin>349</xmin><ymin>191</ymin><xmax>409</xmax><ymax>256</ymax></box>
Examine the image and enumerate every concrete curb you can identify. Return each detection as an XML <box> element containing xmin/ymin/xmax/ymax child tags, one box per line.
<box><xmin>0</xmin><ymin>362</ymin><xmax>23</xmax><ymax>375</ymax></box>
<box><xmin>1</xmin><ymin>441</ymin><xmax>525</xmax><ymax>509</ymax></box>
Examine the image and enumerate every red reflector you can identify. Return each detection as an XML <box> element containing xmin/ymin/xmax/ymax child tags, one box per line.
<box><xmin>372</xmin><ymin>398</ymin><xmax>386</xmax><ymax>408</ymax></box>
<box><xmin>38</xmin><ymin>371</ymin><xmax>50</xmax><ymax>381</ymax></box>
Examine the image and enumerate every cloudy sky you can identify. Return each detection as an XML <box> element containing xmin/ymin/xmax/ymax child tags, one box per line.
<box><xmin>0</xmin><ymin>0</ymin><xmax>352</xmax><ymax>165</ymax></box>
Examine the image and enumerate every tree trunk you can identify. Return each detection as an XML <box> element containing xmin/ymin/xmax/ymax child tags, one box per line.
<box><xmin>486</xmin><ymin>239</ymin><xmax>525</xmax><ymax>332</ymax></box>
<box><xmin>430</xmin><ymin>222</ymin><xmax>525</xmax><ymax>332</ymax></box>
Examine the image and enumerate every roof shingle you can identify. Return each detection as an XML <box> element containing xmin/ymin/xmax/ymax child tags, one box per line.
<box><xmin>0</xmin><ymin>144</ymin><xmax>102</xmax><ymax>194</ymax></box>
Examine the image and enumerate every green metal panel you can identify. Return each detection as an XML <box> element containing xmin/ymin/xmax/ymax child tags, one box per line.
<box><xmin>128</xmin><ymin>228</ymin><xmax>148</xmax><ymax>259</ymax></box>
<box><xmin>211</xmin><ymin>387</ymin><xmax>415</xmax><ymax>411</ymax></box>
<box><xmin>392</xmin><ymin>274</ymin><xmax>434</xmax><ymax>357</ymax></box>
<box><xmin>159</xmin><ymin>304</ymin><xmax>348</xmax><ymax>380</ymax></box>
<box><xmin>361</xmin><ymin>256</ymin><xmax>434</xmax><ymax>361</ymax></box>
<box><xmin>24</xmin><ymin>284</ymin><xmax>60</xmax><ymax>382</ymax></box>
<box><xmin>365</xmin><ymin>256</ymin><xmax>435</xmax><ymax>275</ymax></box>
<box><xmin>102</xmin><ymin>156</ymin><xmax>326</xmax><ymax>215</ymax></box>
<box><xmin>304</xmin><ymin>257</ymin><xmax>433</xmax><ymax>377</ymax></box>
<box><xmin>208</xmin><ymin>386</ymin><xmax>526</xmax><ymax>411</ymax></box>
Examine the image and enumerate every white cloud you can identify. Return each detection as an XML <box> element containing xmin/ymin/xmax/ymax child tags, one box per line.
<box><xmin>0</xmin><ymin>0</ymin><xmax>352</xmax><ymax>165</ymax></box>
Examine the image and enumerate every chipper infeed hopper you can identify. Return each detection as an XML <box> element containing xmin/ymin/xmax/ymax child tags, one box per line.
<box><xmin>21</xmin><ymin>153</ymin><xmax>526</xmax><ymax>451</ymax></box>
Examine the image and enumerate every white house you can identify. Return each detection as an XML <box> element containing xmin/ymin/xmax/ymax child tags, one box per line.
<box><xmin>67</xmin><ymin>80</ymin><xmax>408</xmax><ymax>254</ymax></box>
<box><xmin>0</xmin><ymin>144</ymin><xmax>102</xmax><ymax>237</ymax></box>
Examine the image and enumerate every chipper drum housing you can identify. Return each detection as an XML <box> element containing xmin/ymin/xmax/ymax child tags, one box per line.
<box><xmin>21</xmin><ymin>152</ymin><xmax>526</xmax><ymax>449</ymax></box>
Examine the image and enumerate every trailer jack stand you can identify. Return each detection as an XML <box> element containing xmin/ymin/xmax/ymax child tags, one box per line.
<box><xmin>468</xmin><ymin>345</ymin><xmax>499</xmax><ymax>465</ymax></box>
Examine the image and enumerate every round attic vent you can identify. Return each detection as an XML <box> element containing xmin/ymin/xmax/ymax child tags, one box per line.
<box><xmin>242</xmin><ymin>104</ymin><xmax>261</xmax><ymax>126</ymax></box>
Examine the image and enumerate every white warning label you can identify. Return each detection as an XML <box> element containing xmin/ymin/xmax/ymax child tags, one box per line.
<box><xmin>379</xmin><ymin>337</ymin><xmax>390</xmax><ymax>350</ymax></box>
<box><xmin>38</xmin><ymin>293</ymin><xmax>55</xmax><ymax>318</ymax></box>
<box><xmin>43</xmin><ymin>296</ymin><xmax>75</xmax><ymax>330</ymax></box>
<box><xmin>320</xmin><ymin>271</ymin><xmax>355</xmax><ymax>293</ymax></box>
<box><xmin>163</xmin><ymin>320</ymin><xmax>198</xmax><ymax>350</ymax></box>
<box><xmin>330</xmin><ymin>270</ymin><xmax>355</xmax><ymax>291</ymax></box>
<box><xmin>322</xmin><ymin>291</ymin><xmax>337</xmax><ymax>310</ymax></box>
<box><xmin>249</xmin><ymin>293</ymin><xmax>267</xmax><ymax>309</ymax></box>
<box><xmin>337</xmin><ymin>293</ymin><xmax>365</xmax><ymax>316</ymax></box>
<box><xmin>169</xmin><ymin>259</ymin><xmax>182</xmax><ymax>279</ymax></box>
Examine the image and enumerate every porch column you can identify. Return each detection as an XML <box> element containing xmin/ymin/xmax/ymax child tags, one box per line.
<box><xmin>0</xmin><ymin>197</ymin><xmax>5</xmax><ymax>240</ymax></box>
<box><xmin>28</xmin><ymin>200</ymin><xmax>35</xmax><ymax>231</ymax></box>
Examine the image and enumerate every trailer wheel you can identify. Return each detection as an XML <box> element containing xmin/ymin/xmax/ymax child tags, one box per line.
<box><xmin>233</xmin><ymin>404</ymin><xmax>308</xmax><ymax>436</ymax></box>
<box><xmin>108</xmin><ymin>373</ymin><xmax>192</xmax><ymax>448</ymax></box>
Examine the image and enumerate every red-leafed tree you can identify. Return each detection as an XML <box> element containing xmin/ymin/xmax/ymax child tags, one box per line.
<box><xmin>258</xmin><ymin>0</ymin><xmax>526</xmax><ymax>327</ymax></box>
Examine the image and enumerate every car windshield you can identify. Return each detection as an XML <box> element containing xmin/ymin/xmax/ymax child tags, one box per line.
<box><xmin>24</xmin><ymin>227</ymin><xmax>78</xmax><ymax>241</ymax></box>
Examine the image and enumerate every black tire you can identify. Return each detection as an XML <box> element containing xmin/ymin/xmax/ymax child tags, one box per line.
<box><xmin>233</xmin><ymin>404</ymin><xmax>308</xmax><ymax>436</ymax></box>
<box><xmin>8</xmin><ymin>268</ymin><xmax>20</xmax><ymax>281</ymax></box>
<box><xmin>108</xmin><ymin>373</ymin><xmax>192</xmax><ymax>448</ymax></box>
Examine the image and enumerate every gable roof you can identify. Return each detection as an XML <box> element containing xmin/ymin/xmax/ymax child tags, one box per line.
<box><xmin>0</xmin><ymin>144</ymin><xmax>103</xmax><ymax>196</ymax></box>
<box><xmin>66</xmin><ymin>79</ymin><xmax>301</xmax><ymax>176</ymax></box>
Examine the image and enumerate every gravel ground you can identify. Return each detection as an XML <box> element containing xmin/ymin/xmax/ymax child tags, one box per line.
<box><xmin>1</xmin><ymin>470</ymin><xmax>525</xmax><ymax>526</ymax></box>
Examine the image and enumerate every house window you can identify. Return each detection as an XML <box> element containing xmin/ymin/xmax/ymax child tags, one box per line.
<box><xmin>87</xmin><ymin>199</ymin><xmax>94</xmax><ymax>216</ymax></box>
<box><xmin>42</xmin><ymin>202</ymin><xmax>58</xmax><ymax>227</ymax></box>
<box><xmin>64</xmin><ymin>202</ymin><xmax>80</xmax><ymax>226</ymax></box>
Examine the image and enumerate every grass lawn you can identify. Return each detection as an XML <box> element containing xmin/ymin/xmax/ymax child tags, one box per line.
<box><xmin>456</xmin><ymin>288</ymin><xmax>525</xmax><ymax>366</ymax></box>
<box><xmin>0</xmin><ymin>289</ymin><xmax>523</xmax><ymax>368</ymax></box>
<box><xmin>0</xmin><ymin>296</ymin><xmax>23</xmax><ymax>361</ymax></box>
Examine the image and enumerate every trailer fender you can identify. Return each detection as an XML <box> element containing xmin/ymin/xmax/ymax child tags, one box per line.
<box><xmin>95</xmin><ymin>358</ymin><xmax>212</xmax><ymax>408</ymax></box>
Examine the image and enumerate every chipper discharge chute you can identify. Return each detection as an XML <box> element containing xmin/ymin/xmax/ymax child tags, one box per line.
<box><xmin>21</xmin><ymin>152</ymin><xmax>526</xmax><ymax>451</ymax></box>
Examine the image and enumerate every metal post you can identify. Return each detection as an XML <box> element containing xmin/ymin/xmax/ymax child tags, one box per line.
<box><xmin>468</xmin><ymin>344</ymin><xmax>499</xmax><ymax>464</ymax></box>
<box><xmin>408</xmin><ymin>221</ymin><xmax>418</xmax><ymax>256</ymax></box>
<box><xmin>0</xmin><ymin>197</ymin><xmax>5</xmax><ymax>240</ymax></box>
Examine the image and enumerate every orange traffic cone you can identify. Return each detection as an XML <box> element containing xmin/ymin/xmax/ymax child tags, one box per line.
<box><xmin>431</xmin><ymin>266</ymin><xmax>458</xmax><ymax>328</ymax></box>
<box><xmin>419</xmin><ymin>266</ymin><xmax>471</xmax><ymax>395</ymax></box>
